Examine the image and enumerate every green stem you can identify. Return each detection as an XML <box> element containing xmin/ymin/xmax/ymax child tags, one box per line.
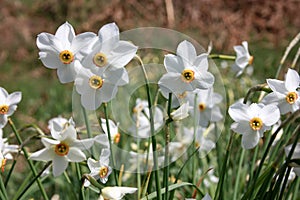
<box><xmin>233</xmin><ymin>148</ymin><xmax>245</xmax><ymax>200</ymax></box>
<box><xmin>8</xmin><ymin>118</ymin><xmax>48</xmax><ymax>200</ymax></box>
<box><xmin>292</xmin><ymin>177</ymin><xmax>300</xmax><ymax>200</ymax></box>
<box><xmin>82</xmin><ymin>106</ymin><xmax>95</xmax><ymax>158</ymax></box>
<box><xmin>135</xmin><ymin>55</ymin><xmax>162</xmax><ymax>200</ymax></box>
<box><xmin>192</xmin><ymin>94</ymin><xmax>198</xmax><ymax>184</ymax></box>
<box><xmin>75</xmin><ymin>163</ymin><xmax>85</xmax><ymax>200</ymax></box>
<box><xmin>103</xmin><ymin>103</ymin><xmax>119</xmax><ymax>186</ymax></box>
<box><xmin>0</xmin><ymin>174</ymin><xmax>8</xmax><ymax>200</ymax></box>
<box><xmin>209</xmin><ymin>54</ymin><xmax>236</xmax><ymax>60</ymax></box>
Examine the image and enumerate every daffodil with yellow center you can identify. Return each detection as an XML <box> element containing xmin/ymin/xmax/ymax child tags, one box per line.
<box><xmin>59</xmin><ymin>50</ymin><xmax>74</xmax><ymax>64</ymax></box>
<box><xmin>0</xmin><ymin>105</ymin><xmax>9</xmax><ymax>115</ymax></box>
<box><xmin>93</xmin><ymin>52</ymin><xmax>108</xmax><ymax>67</ymax></box>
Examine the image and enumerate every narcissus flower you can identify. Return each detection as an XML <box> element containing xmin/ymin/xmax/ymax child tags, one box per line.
<box><xmin>159</xmin><ymin>40</ymin><xmax>214</xmax><ymax>95</ymax></box>
<box><xmin>188</xmin><ymin>88</ymin><xmax>223</xmax><ymax>127</ymax></box>
<box><xmin>100</xmin><ymin>118</ymin><xmax>121</xmax><ymax>144</ymax></box>
<box><xmin>0</xmin><ymin>87</ymin><xmax>22</xmax><ymax>128</ymax></box>
<box><xmin>170</xmin><ymin>102</ymin><xmax>190</xmax><ymax>121</ymax></box>
<box><xmin>48</xmin><ymin>116</ymin><xmax>75</xmax><ymax>133</ymax></box>
<box><xmin>84</xmin><ymin>148</ymin><xmax>112</xmax><ymax>187</ymax></box>
<box><xmin>232</xmin><ymin>41</ymin><xmax>253</xmax><ymax>77</ymax></box>
<box><xmin>36</xmin><ymin>22</ymin><xmax>96</xmax><ymax>83</ymax></box>
<box><xmin>29</xmin><ymin>124</ymin><xmax>94</xmax><ymax>176</ymax></box>
<box><xmin>228</xmin><ymin>102</ymin><xmax>280</xmax><ymax>149</ymax></box>
<box><xmin>98</xmin><ymin>186</ymin><xmax>137</xmax><ymax>200</ymax></box>
<box><xmin>82</xmin><ymin>23</ymin><xmax>138</xmax><ymax>76</ymax></box>
<box><xmin>0</xmin><ymin>128</ymin><xmax>19</xmax><ymax>160</ymax></box>
<box><xmin>262</xmin><ymin>68</ymin><xmax>300</xmax><ymax>114</ymax></box>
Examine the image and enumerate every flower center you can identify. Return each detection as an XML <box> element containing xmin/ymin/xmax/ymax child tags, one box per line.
<box><xmin>198</xmin><ymin>103</ymin><xmax>206</xmax><ymax>111</ymax></box>
<box><xmin>0</xmin><ymin>105</ymin><xmax>9</xmax><ymax>115</ymax></box>
<box><xmin>248</xmin><ymin>56</ymin><xmax>254</xmax><ymax>65</ymax></box>
<box><xmin>181</xmin><ymin>69</ymin><xmax>195</xmax><ymax>83</ymax></box>
<box><xmin>89</xmin><ymin>75</ymin><xmax>103</xmax><ymax>89</ymax></box>
<box><xmin>93</xmin><ymin>52</ymin><xmax>107</xmax><ymax>67</ymax></box>
<box><xmin>286</xmin><ymin>92</ymin><xmax>298</xmax><ymax>104</ymax></box>
<box><xmin>99</xmin><ymin>166</ymin><xmax>109</xmax><ymax>178</ymax></box>
<box><xmin>54</xmin><ymin>142</ymin><xmax>69</xmax><ymax>156</ymax></box>
<box><xmin>114</xmin><ymin>133</ymin><xmax>121</xmax><ymax>143</ymax></box>
<box><xmin>249</xmin><ymin>117</ymin><xmax>263</xmax><ymax>131</ymax></box>
<box><xmin>59</xmin><ymin>50</ymin><xmax>74</xmax><ymax>64</ymax></box>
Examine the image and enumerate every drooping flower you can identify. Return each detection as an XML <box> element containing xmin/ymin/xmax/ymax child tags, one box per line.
<box><xmin>232</xmin><ymin>41</ymin><xmax>253</xmax><ymax>77</ymax></box>
<box><xmin>159</xmin><ymin>40</ymin><xmax>214</xmax><ymax>96</ymax></box>
<box><xmin>81</xmin><ymin>23</ymin><xmax>138</xmax><ymax>76</ymax></box>
<box><xmin>228</xmin><ymin>102</ymin><xmax>280</xmax><ymax>149</ymax></box>
<box><xmin>0</xmin><ymin>87</ymin><xmax>22</xmax><ymax>128</ymax></box>
<box><xmin>74</xmin><ymin>65</ymin><xmax>127</xmax><ymax>110</ymax></box>
<box><xmin>0</xmin><ymin>128</ymin><xmax>19</xmax><ymax>160</ymax></box>
<box><xmin>98</xmin><ymin>186</ymin><xmax>137</xmax><ymax>200</ymax></box>
<box><xmin>29</xmin><ymin>123</ymin><xmax>94</xmax><ymax>176</ymax></box>
<box><xmin>262</xmin><ymin>68</ymin><xmax>300</xmax><ymax>114</ymax></box>
<box><xmin>188</xmin><ymin>88</ymin><xmax>223</xmax><ymax>127</ymax></box>
<box><xmin>84</xmin><ymin>148</ymin><xmax>112</xmax><ymax>187</ymax></box>
<box><xmin>285</xmin><ymin>143</ymin><xmax>300</xmax><ymax>176</ymax></box>
<box><xmin>36</xmin><ymin>22</ymin><xmax>96</xmax><ymax>83</ymax></box>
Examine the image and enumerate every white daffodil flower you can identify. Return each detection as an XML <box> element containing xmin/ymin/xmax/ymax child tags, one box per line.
<box><xmin>159</xmin><ymin>40</ymin><xmax>214</xmax><ymax>95</ymax></box>
<box><xmin>36</xmin><ymin>22</ymin><xmax>96</xmax><ymax>83</ymax></box>
<box><xmin>84</xmin><ymin>148</ymin><xmax>112</xmax><ymax>187</ymax></box>
<box><xmin>74</xmin><ymin>65</ymin><xmax>126</xmax><ymax>110</ymax></box>
<box><xmin>262</xmin><ymin>68</ymin><xmax>300</xmax><ymax>114</ymax></box>
<box><xmin>130</xmin><ymin>99</ymin><xmax>164</xmax><ymax>138</ymax></box>
<box><xmin>228</xmin><ymin>102</ymin><xmax>280</xmax><ymax>149</ymax></box>
<box><xmin>0</xmin><ymin>87</ymin><xmax>22</xmax><ymax>128</ymax></box>
<box><xmin>188</xmin><ymin>88</ymin><xmax>223</xmax><ymax>127</ymax></box>
<box><xmin>0</xmin><ymin>128</ymin><xmax>19</xmax><ymax>160</ymax></box>
<box><xmin>81</xmin><ymin>23</ymin><xmax>137</xmax><ymax>78</ymax></box>
<box><xmin>98</xmin><ymin>186</ymin><xmax>137</xmax><ymax>200</ymax></box>
<box><xmin>100</xmin><ymin>118</ymin><xmax>120</xmax><ymax>144</ymax></box>
<box><xmin>170</xmin><ymin>102</ymin><xmax>190</xmax><ymax>121</ymax></box>
<box><xmin>285</xmin><ymin>143</ymin><xmax>300</xmax><ymax>176</ymax></box>
<box><xmin>29</xmin><ymin>124</ymin><xmax>94</xmax><ymax>177</ymax></box>
<box><xmin>232</xmin><ymin>41</ymin><xmax>253</xmax><ymax>77</ymax></box>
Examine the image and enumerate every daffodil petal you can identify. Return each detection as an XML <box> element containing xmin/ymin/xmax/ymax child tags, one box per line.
<box><xmin>52</xmin><ymin>156</ymin><xmax>69</xmax><ymax>177</ymax></box>
<box><xmin>242</xmin><ymin>131</ymin><xmax>260</xmax><ymax>149</ymax></box>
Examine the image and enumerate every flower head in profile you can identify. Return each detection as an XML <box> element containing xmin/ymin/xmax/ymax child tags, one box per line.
<box><xmin>262</xmin><ymin>68</ymin><xmax>300</xmax><ymax>114</ymax></box>
<box><xmin>188</xmin><ymin>88</ymin><xmax>223</xmax><ymax>127</ymax></box>
<box><xmin>29</xmin><ymin>123</ymin><xmax>94</xmax><ymax>176</ymax></box>
<box><xmin>170</xmin><ymin>102</ymin><xmax>190</xmax><ymax>121</ymax></box>
<box><xmin>84</xmin><ymin>148</ymin><xmax>112</xmax><ymax>187</ymax></box>
<box><xmin>232</xmin><ymin>41</ymin><xmax>253</xmax><ymax>77</ymax></box>
<box><xmin>98</xmin><ymin>186</ymin><xmax>137</xmax><ymax>200</ymax></box>
<box><xmin>228</xmin><ymin>102</ymin><xmax>280</xmax><ymax>149</ymax></box>
<box><xmin>100</xmin><ymin>118</ymin><xmax>120</xmax><ymax>144</ymax></box>
<box><xmin>285</xmin><ymin>143</ymin><xmax>300</xmax><ymax>176</ymax></box>
<box><xmin>48</xmin><ymin>116</ymin><xmax>75</xmax><ymax>132</ymax></box>
<box><xmin>159</xmin><ymin>40</ymin><xmax>214</xmax><ymax>95</ymax></box>
<box><xmin>0</xmin><ymin>87</ymin><xmax>22</xmax><ymax>128</ymax></box>
<box><xmin>36</xmin><ymin>22</ymin><xmax>96</xmax><ymax>83</ymax></box>
<box><xmin>0</xmin><ymin>129</ymin><xmax>19</xmax><ymax>160</ymax></box>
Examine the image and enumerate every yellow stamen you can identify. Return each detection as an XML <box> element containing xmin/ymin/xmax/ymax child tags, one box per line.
<box><xmin>93</xmin><ymin>52</ymin><xmax>107</xmax><ymax>67</ymax></box>
<box><xmin>286</xmin><ymin>92</ymin><xmax>298</xmax><ymax>104</ymax></box>
<box><xmin>114</xmin><ymin>133</ymin><xmax>121</xmax><ymax>144</ymax></box>
<box><xmin>181</xmin><ymin>69</ymin><xmax>195</xmax><ymax>83</ymax></box>
<box><xmin>89</xmin><ymin>75</ymin><xmax>103</xmax><ymax>89</ymax></box>
<box><xmin>249</xmin><ymin>117</ymin><xmax>263</xmax><ymax>131</ymax></box>
<box><xmin>248</xmin><ymin>56</ymin><xmax>254</xmax><ymax>65</ymax></box>
<box><xmin>54</xmin><ymin>142</ymin><xmax>69</xmax><ymax>156</ymax></box>
<box><xmin>99</xmin><ymin>166</ymin><xmax>109</xmax><ymax>178</ymax></box>
<box><xmin>59</xmin><ymin>50</ymin><xmax>74</xmax><ymax>64</ymax></box>
<box><xmin>198</xmin><ymin>103</ymin><xmax>206</xmax><ymax>111</ymax></box>
<box><xmin>0</xmin><ymin>105</ymin><xmax>9</xmax><ymax>115</ymax></box>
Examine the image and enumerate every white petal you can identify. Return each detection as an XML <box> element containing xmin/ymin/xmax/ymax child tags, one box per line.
<box><xmin>100</xmin><ymin>148</ymin><xmax>111</xmax><ymax>165</ymax></box>
<box><xmin>41</xmin><ymin>137</ymin><xmax>60</xmax><ymax>148</ymax></box>
<box><xmin>228</xmin><ymin>102</ymin><xmax>250</xmax><ymax>122</ymax></box>
<box><xmin>29</xmin><ymin>148</ymin><xmax>54</xmax><ymax>161</ymax></box>
<box><xmin>259</xmin><ymin>104</ymin><xmax>280</xmax><ymax>126</ymax></box>
<box><xmin>101</xmin><ymin>186</ymin><xmax>137</xmax><ymax>199</ymax></box>
<box><xmin>109</xmin><ymin>41</ymin><xmax>138</xmax><ymax>68</ymax></box>
<box><xmin>241</xmin><ymin>131</ymin><xmax>260</xmax><ymax>149</ymax></box>
<box><xmin>267</xmin><ymin>79</ymin><xmax>287</xmax><ymax>94</ymax></box>
<box><xmin>52</xmin><ymin>156</ymin><xmax>69</xmax><ymax>177</ymax></box>
<box><xmin>231</xmin><ymin>121</ymin><xmax>252</xmax><ymax>135</ymax></box>
<box><xmin>39</xmin><ymin>51</ymin><xmax>62</xmax><ymax>69</ymax></box>
<box><xmin>158</xmin><ymin>72</ymin><xmax>193</xmax><ymax>95</ymax></box>
<box><xmin>7</xmin><ymin>92</ymin><xmax>22</xmax><ymax>105</ymax></box>
<box><xmin>0</xmin><ymin>115</ymin><xmax>8</xmax><ymax>129</ymax></box>
<box><xmin>164</xmin><ymin>54</ymin><xmax>183</xmax><ymax>73</ymax></box>
<box><xmin>0</xmin><ymin>87</ymin><xmax>8</xmax><ymax>99</ymax></box>
<box><xmin>261</xmin><ymin>92</ymin><xmax>285</xmax><ymax>104</ymax></box>
<box><xmin>176</xmin><ymin>41</ymin><xmax>197</xmax><ymax>68</ymax></box>
<box><xmin>67</xmin><ymin>148</ymin><xmax>86</xmax><ymax>162</ymax></box>
<box><xmin>193</xmin><ymin>71</ymin><xmax>214</xmax><ymax>89</ymax></box>
<box><xmin>56</xmin><ymin>62</ymin><xmax>77</xmax><ymax>83</ymax></box>
<box><xmin>36</xmin><ymin>33</ymin><xmax>63</xmax><ymax>53</ymax></box>
<box><xmin>193</xmin><ymin>53</ymin><xmax>208</xmax><ymax>71</ymax></box>
<box><xmin>73</xmin><ymin>138</ymin><xmax>95</xmax><ymax>150</ymax></box>
<box><xmin>98</xmin><ymin>23</ymin><xmax>120</xmax><ymax>53</ymax></box>
<box><xmin>285</xmin><ymin>68</ymin><xmax>300</xmax><ymax>91</ymax></box>
<box><xmin>55</xmin><ymin>22</ymin><xmax>75</xmax><ymax>47</ymax></box>
<box><xmin>71</xmin><ymin>32</ymin><xmax>97</xmax><ymax>54</ymax></box>
<box><xmin>87</xmin><ymin>158</ymin><xmax>99</xmax><ymax>171</ymax></box>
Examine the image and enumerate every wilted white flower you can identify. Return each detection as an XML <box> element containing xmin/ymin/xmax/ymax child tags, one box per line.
<box><xmin>0</xmin><ymin>87</ymin><xmax>22</xmax><ymax>128</ymax></box>
<box><xmin>159</xmin><ymin>40</ymin><xmax>214</xmax><ymax>95</ymax></box>
<box><xmin>262</xmin><ymin>68</ymin><xmax>300</xmax><ymax>114</ymax></box>
<box><xmin>232</xmin><ymin>41</ymin><xmax>253</xmax><ymax>77</ymax></box>
<box><xmin>228</xmin><ymin>102</ymin><xmax>280</xmax><ymax>149</ymax></box>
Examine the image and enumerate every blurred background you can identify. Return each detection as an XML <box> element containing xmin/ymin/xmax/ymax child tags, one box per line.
<box><xmin>0</xmin><ymin>0</ymin><xmax>299</xmax><ymax>128</ymax></box>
